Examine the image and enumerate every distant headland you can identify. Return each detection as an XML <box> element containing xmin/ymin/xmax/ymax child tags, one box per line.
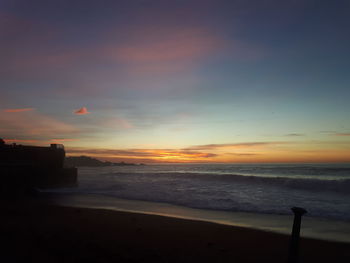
<box><xmin>64</xmin><ymin>156</ymin><xmax>144</xmax><ymax>167</ymax></box>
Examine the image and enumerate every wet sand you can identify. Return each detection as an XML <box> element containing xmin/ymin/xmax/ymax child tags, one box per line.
<box><xmin>1</xmin><ymin>199</ymin><xmax>349</xmax><ymax>263</ymax></box>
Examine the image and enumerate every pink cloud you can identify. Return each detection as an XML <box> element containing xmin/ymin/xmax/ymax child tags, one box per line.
<box><xmin>4</xmin><ymin>108</ymin><xmax>35</xmax><ymax>113</ymax></box>
<box><xmin>2</xmin><ymin>19</ymin><xmax>264</xmax><ymax>95</ymax></box>
<box><xmin>0</xmin><ymin>12</ymin><xmax>63</xmax><ymax>77</ymax></box>
<box><xmin>0</xmin><ymin>12</ymin><xmax>33</xmax><ymax>38</ymax></box>
<box><xmin>74</xmin><ymin>107</ymin><xmax>90</xmax><ymax>115</ymax></box>
<box><xmin>104</xmin><ymin>117</ymin><xmax>134</xmax><ymax>129</ymax></box>
<box><xmin>103</xmin><ymin>27</ymin><xmax>224</xmax><ymax>76</ymax></box>
<box><xmin>115</xmin><ymin>118</ymin><xmax>133</xmax><ymax>129</ymax></box>
<box><xmin>5</xmin><ymin>26</ymin><xmax>224</xmax><ymax>79</ymax></box>
<box><xmin>112</xmin><ymin>28</ymin><xmax>220</xmax><ymax>63</ymax></box>
<box><xmin>0</xmin><ymin>110</ymin><xmax>78</xmax><ymax>138</ymax></box>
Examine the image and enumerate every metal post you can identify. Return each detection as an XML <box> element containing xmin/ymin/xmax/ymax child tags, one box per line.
<box><xmin>287</xmin><ymin>207</ymin><xmax>307</xmax><ymax>263</ymax></box>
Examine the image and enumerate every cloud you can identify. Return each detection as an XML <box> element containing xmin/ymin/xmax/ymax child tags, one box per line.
<box><xmin>74</xmin><ymin>107</ymin><xmax>90</xmax><ymax>115</ymax></box>
<box><xmin>2</xmin><ymin>24</ymin><xmax>228</xmax><ymax>88</ymax></box>
<box><xmin>112</xmin><ymin>27</ymin><xmax>221</xmax><ymax>63</ymax></box>
<box><xmin>320</xmin><ymin>131</ymin><xmax>350</xmax><ymax>136</ymax></box>
<box><xmin>64</xmin><ymin>141</ymin><xmax>288</xmax><ymax>163</ymax></box>
<box><xmin>97</xmin><ymin>26</ymin><xmax>225</xmax><ymax>78</ymax></box>
<box><xmin>63</xmin><ymin>138</ymin><xmax>350</xmax><ymax>164</ymax></box>
<box><xmin>0</xmin><ymin>11</ymin><xmax>264</xmax><ymax>100</ymax></box>
<box><xmin>66</xmin><ymin>147</ymin><xmax>217</xmax><ymax>162</ymax></box>
<box><xmin>334</xmin><ymin>133</ymin><xmax>350</xmax><ymax>136</ymax></box>
<box><xmin>0</xmin><ymin>12</ymin><xmax>34</xmax><ymax>42</ymax></box>
<box><xmin>0</xmin><ymin>110</ymin><xmax>78</xmax><ymax>139</ymax></box>
<box><xmin>285</xmin><ymin>133</ymin><xmax>304</xmax><ymax>137</ymax></box>
<box><xmin>50</xmin><ymin>138</ymin><xmax>79</xmax><ymax>143</ymax></box>
<box><xmin>4</xmin><ymin>108</ymin><xmax>35</xmax><ymax>113</ymax></box>
<box><xmin>109</xmin><ymin>118</ymin><xmax>134</xmax><ymax>129</ymax></box>
<box><xmin>226</xmin><ymin>153</ymin><xmax>259</xmax><ymax>156</ymax></box>
<box><xmin>319</xmin><ymin>131</ymin><xmax>336</xmax><ymax>134</ymax></box>
<box><xmin>185</xmin><ymin>142</ymin><xmax>285</xmax><ymax>151</ymax></box>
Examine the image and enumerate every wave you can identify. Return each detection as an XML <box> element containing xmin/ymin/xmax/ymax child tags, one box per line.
<box><xmin>102</xmin><ymin>171</ymin><xmax>350</xmax><ymax>194</ymax></box>
<box><xmin>48</xmin><ymin>169</ymin><xmax>350</xmax><ymax>220</ymax></box>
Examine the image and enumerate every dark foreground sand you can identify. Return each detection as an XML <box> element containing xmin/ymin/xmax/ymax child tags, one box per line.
<box><xmin>1</xmin><ymin>199</ymin><xmax>349</xmax><ymax>263</ymax></box>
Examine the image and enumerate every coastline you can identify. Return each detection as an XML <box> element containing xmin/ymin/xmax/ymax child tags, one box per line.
<box><xmin>1</xmin><ymin>197</ymin><xmax>350</xmax><ymax>262</ymax></box>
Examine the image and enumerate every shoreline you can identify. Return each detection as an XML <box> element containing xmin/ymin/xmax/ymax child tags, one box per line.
<box><xmin>1</xmin><ymin>197</ymin><xmax>350</xmax><ymax>262</ymax></box>
<box><xmin>46</xmin><ymin>192</ymin><xmax>350</xmax><ymax>243</ymax></box>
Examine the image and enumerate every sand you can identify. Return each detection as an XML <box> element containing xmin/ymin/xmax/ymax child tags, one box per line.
<box><xmin>1</xmin><ymin>198</ymin><xmax>349</xmax><ymax>263</ymax></box>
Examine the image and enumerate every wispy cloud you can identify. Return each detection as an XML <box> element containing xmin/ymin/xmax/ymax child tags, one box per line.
<box><xmin>0</xmin><ymin>12</ymin><xmax>34</xmax><ymax>42</ymax></box>
<box><xmin>0</xmin><ymin>110</ymin><xmax>78</xmax><ymax>138</ymax></box>
<box><xmin>285</xmin><ymin>133</ymin><xmax>304</xmax><ymax>137</ymax></box>
<box><xmin>74</xmin><ymin>107</ymin><xmax>90</xmax><ymax>115</ymax></box>
<box><xmin>64</xmin><ymin>139</ymin><xmax>350</xmax><ymax>163</ymax></box>
<box><xmin>4</xmin><ymin>108</ymin><xmax>35</xmax><ymax>113</ymax></box>
<box><xmin>3</xmin><ymin>25</ymin><xmax>223</xmax><ymax>77</ymax></box>
<box><xmin>185</xmin><ymin>142</ymin><xmax>286</xmax><ymax>151</ymax></box>
<box><xmin>320</xmin><ymin>131</ymin><xmax>350</xmax><ymax>136</ymax></box>
<box><xmin>226</xmin><ymin>153</ymin><xmax>259</xmax><ymax>156</ymax></box>
<box><xmin>65</xmin><ymin>142</ymin><xmax>287</xmax><ymax>163</ymax></box>
<box><xmin>50</xmin><ymin>138</ymin><xmax>79</xmax><ymax>143</ymax></box>
<box><xmin>319</xmin><ymin>131</ymin><xmax>336</xmax><ymax>134</ymax></box>
<box><xmin>104</xmin><ymin>117</ymin><xmax>134</xmax><ymax>129</ymax></box>
<box><xmin>334</xmin><ymin>133</ymin><xmax>350</xmax><ymax>136</ymax></box>
<box><xmin>67</xmin><ymin>147</ymin><xmax>217</xmax><ymax>163</ymax></box>
<box><xmin>112</xmin><ymin>27</ymin><xmax>221</xmax><ymax>62</ymax></box>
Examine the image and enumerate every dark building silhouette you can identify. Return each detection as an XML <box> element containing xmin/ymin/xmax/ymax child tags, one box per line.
<box><xmin>0</xmin><ymin>139</ymin><xmax>77</xmax><ymax>196</ymax></box>
<box><xmin>0</xmin><ymin>142</ymin><xmax>65</xmax><ymax>168</ymax></box>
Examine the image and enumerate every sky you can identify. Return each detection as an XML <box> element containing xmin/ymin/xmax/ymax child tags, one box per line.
<box><xmin>1</xmin><ymin>0</ymin><xmax>350</xmax><ymax>163</ymax></box>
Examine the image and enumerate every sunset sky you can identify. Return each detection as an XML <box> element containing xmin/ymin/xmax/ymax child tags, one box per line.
<box><xmin>1</xmin><ymin>0</ymin><xmax>350</xmax><ymax>163</ymax></box>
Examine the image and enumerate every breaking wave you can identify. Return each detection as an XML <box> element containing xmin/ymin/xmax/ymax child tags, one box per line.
<box><xmin>102</xmin><ymin>172</ymin><xmax>350</xmax><ymax>194</ymax></box>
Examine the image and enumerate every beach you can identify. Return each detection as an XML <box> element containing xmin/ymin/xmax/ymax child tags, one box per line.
<box><xmin>42</xmin><ymin>164</ymin><xmax>350</xmax><ymax>243</ymax></box>
<box><xmin>1</xmin><ymin>198</ymin><xmax>350</xmax><ymax>263</ymax></box>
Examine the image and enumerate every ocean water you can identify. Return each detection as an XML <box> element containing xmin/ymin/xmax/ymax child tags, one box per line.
<box><xmin>48</xmin><ymin>163</ymin><xmax>350</xmax><ymax>242</ymax></box>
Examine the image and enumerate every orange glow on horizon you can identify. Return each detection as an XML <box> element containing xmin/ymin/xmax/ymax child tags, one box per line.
<box><xmin>66</xmin><ymin>147</ymin><xmax>350</xmax><ymax>164</ymax></box>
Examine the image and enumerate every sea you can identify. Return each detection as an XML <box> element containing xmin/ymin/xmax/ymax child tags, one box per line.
<box><xmin>46</xmin><ymin>163</ymin><xmax>350</xmax><ymax>243</ymax></box>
